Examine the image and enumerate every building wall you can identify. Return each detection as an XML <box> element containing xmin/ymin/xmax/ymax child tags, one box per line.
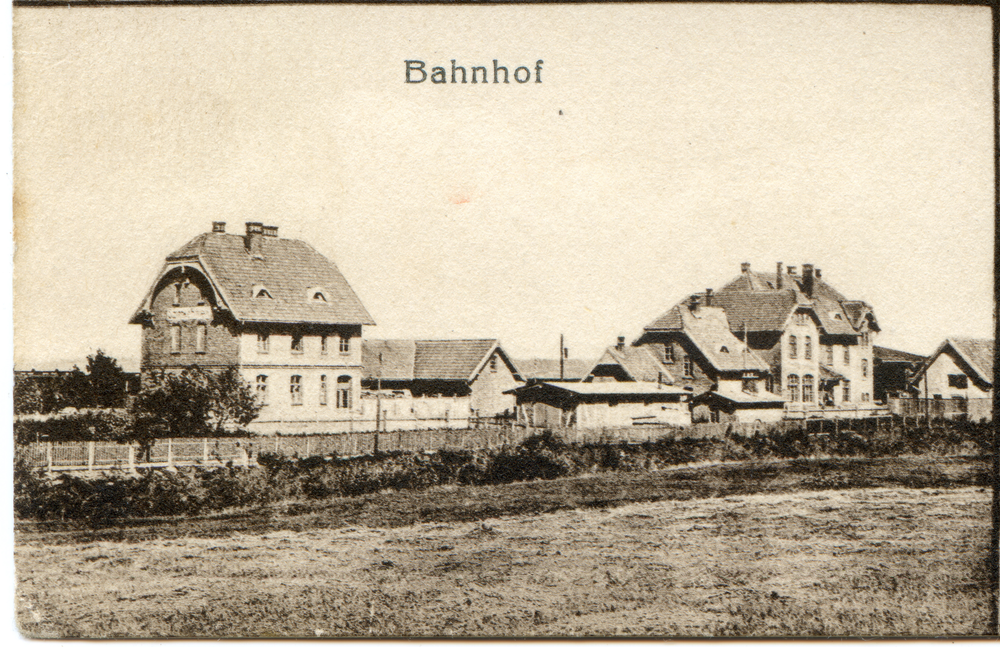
<box><xmin>917</xmin><ymin>349</ymin><xmax>992</xmax><ymax>400</ymax></box>
<box><xmin>470</xmin><ymin>351</ymin><xmax>520</xmax><ymax>416</ymax></box>
<box><xmin>779</xmin><ymin>314</ymin><xmax>876</xmax><ymax>408</ymax></box>
<box><xmin>635</xmin><ymin>333</ymin><xmax>715</xmax><ymax>395</ymax></box>
<box><xmin>574</xmin><ymin>399</ymin><xmax>690</xmax><ymax>428</ymax></box>
<box><xmin>141</xmin><ymin>267</ymin><xmax>240</xmax><ymax>372</ymax></box>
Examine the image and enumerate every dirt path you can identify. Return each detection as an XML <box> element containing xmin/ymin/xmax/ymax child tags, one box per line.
<box><xmin>16</xmin><ymin>485</ymin><xmax>989</xmax><ymax>637</ymax></box>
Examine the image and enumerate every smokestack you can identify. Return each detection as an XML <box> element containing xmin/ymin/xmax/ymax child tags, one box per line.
<box><xmin>245</xmin><ymin>221</ymin><xmax>265</xmax><ymax>258</ymax></box>
<box><xmin>741</xmin><ymin>262</ymin><xmax>751</xmax><ymax>274</ymax></box>
<box><xmin>705</xmin><ymin>288</ymin><xmax>713</xmax><ymax>307</ymax></box>
<box><xmin>803</xmin><ymin>264</ymin><xmax>814</xmax><ymax>298</ymax></box>
<box><xmin>616</xmin><ymin>336</ymin><xmax>625</xmax><ymax>352</ymax></box>
<box><xmin>212</xmin><ymin>221</ymin><xmax>226</xmax><ymax>234</ymax></box>
<box><xmin>776</xmin><ymin>262</ymin><xmax>783</xmax><ymax>289</ymax></box>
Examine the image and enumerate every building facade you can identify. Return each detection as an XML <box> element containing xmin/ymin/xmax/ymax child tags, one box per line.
<box><xmin>130</xmin><ymin>221</ymin><xmax>375</xmax><ymax>434</ymax></box>
<box><xmin>638</xmin><ymin>262</ymin><xmax>881</xmax><ymax>418</ymax></box>
<box><xmin>907</xmin><ymin>338</ymin><xmax>993</xmax><ymax>421</ymax></box>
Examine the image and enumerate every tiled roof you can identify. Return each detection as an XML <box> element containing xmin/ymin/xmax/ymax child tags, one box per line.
<box><xmin>137</xmin><ymin>231</ymin><xmax>375</xmax><ymax>326</ymax></box>
<box><xmin>949</xmin><ymin>338</ymin><xmax>994</xmax><ymax>386</ymax></box>
<box><xmin>645</xmin><ymin>266</ymin><xmax>875</xmax><ymax>337</ymax></box>
<box><xmin>514</xmin><ymin>358</ymin><xmax>591</xmax><ymax>381</ymax></box>
<box><xmin>362</xmin><ymin>340</ymin><xmax>416</xmax><ymax>380</ymax></box>
<box><xmin>363</xmin><ymin>339</ymin><xmax>519</xmax><ymax>383</ymax></box>
<box><xmin>588</xmin><ymin>346</ymin><xmax>675</xmax><ymax>383</ymax></box>
<box><xmin>643</xmin><ymin>306</ymin><xmax>769</xmax><ymax>373</ymax></box>
<box><xmin>873</xmin><ymin>346</ymin><xmax>927</xmax><ymax>365</ymax></box>
<box><xmin>819</xmin><ymin>364</ymin><xmax>847</xmax><ymax>382</ymax></box>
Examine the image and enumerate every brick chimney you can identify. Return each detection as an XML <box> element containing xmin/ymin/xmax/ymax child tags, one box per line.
<box><xmin>262</xmin><ymin>225</ymin><xmax>278</xmax><ymax>237</ymax></box>
<box><xmin>787</xmin><ymin>265</ymin><xmax>797</xmax><ymax>276</ymax></box>
<box><xmin>741</xmin><ymin>262</ymin><xmax>751</xmax><ymax>274</ymax></box>
<box><xmin>776</xmin><ymin>262</ymin><xmax>783</xmax><ymax>289</ymax></box>
<box><xmin>815</xmin><ymin>268</ymin><xmax>822</xmax><ymax>280</ymax></box>
<box><xmin>212</xmin><ymin>221</ymin><xmax>226</xmax><ymax>234</ymax></box>
<box><xmin>705</xmin><ymin>288</ymin><xmax>713</xmax><ymax>307</ymax></box>
<box><xmin>245</xmin><ymin>222</ymin><xmax>265</xmax><ymax>258</ymax></box>
<box><xmin>616</xmin><ymin>336</ymin><xmax>625</xmax><ymax>352</ymax></box>
<box><xmin>803</xmin><ymin>264</ymin><xmax>815</xmax><ymax>298</ymax></box>
<box><xmin>689</xmin><ymin>294</ymin><xmax>701</xmax><ymax>312</ymax></box>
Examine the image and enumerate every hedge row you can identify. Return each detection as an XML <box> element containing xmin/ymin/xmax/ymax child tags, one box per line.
<box><xmin>14</xmin><ymin>419</ymin><xmax>991</xmax><ymax>525</ymax></box>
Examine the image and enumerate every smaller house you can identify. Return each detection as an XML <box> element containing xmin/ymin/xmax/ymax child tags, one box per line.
<box><xmin>909</xmin><ymin>338</ymin><xmax>993</xmax><ymax>421</ymax></box>
<box><xmin>873</xmin><ymin>345</ymin><xmax>926</xmax><ymax>403</ymax></box>
<box><xmin>506</xmin><ymin>381</ymin><xmax>691</xmax><ymax>429</ymax></box>
<box><xmin>584</xmin><ymin>338</ymin><xmax>674</xmax><ymax>384</ymax></box>
<box><xmin>690</xmin><ymin>389</ymin><xmax>786</xmax><ymax>424</ymax></box>
<box><xmin>361</xmin><ymin>339</ymin><xmax>523</xmax><ymax>428</ymax></box>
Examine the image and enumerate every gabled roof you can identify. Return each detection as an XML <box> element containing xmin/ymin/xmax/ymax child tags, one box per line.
<box><xmin>362</xmin><ymin>339</ymin><xmax>522</xmax><ymax>383</ymax></box>
<box><xmin>641</xmin><ymin>306</ymin><xmax>769</xmax><ymax>374</ymax></box>
<box><xmin>873</xmin><ymin>345</ymin><xmax>927</xmax><ymax>365</ymax></box>
<box><xmin>514</xmin><ymin>358</ymin><xmax>592</xmax><ymax>381</ymax></box>
<box><xmin>586</xmin><ymin>346</ymin><xmax>675</xmax><ymax>383</ymax></box>
<box><xmin>132</xmin><ymin>230</ymin><xmax>375</xmax><ymax>326</ymax></box>
<box><xmin>819</xmin><ymin>364</ymin><xmax>847</xmax><ymax>383</ymax></box>
<box><xmin>911</xmin><ymin>338</ymin><xmax>994</xmax><ymax>389</ymax></box>
<box><xmin>644</xmin><ymin>265</ymin><xmax>877</xmax><ymax>337</ymax></box>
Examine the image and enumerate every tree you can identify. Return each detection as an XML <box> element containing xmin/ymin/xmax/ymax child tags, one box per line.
<box><xmin>13</xmin><ymin>378</ymin><xmax>44</xmax><ymax>415</ymax></box>
<box><xmin>131</xmin><ymin>366</ymin><xmax>262</xmax><ymax>443</ymax></box>
<box><xmin>87</xmin><ymin>350</ymin><xmax>126</xmax><ymax>409</ymax></box>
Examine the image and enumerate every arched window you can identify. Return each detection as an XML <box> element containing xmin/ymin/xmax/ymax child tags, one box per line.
<box><xmin>802</xmin><ymin>374</ymin><xmax>814</xmax><ymax>403</ymax></box>
<box><xmin>336</xmin><ymin>375</ymin><xmax>352</xmax><ymax>409</ymax></box>
<box><xmin>290</xmin><ymin>375</ymin><xmax>302</xmax><ymax>406</ymax></box>
<box><xmin>787</xmin><ymin>374</ymin><xmax>800</xmax><ymax>402</ymax></box>
<box><xmin>804</xmin><ymin>336</ymin><xmax>812</xmax><ymax>360</ymax></box>
<box><xmin>862</xmin><ymin>359</ymin><xmax>868</xmax><ymax>378</ymax></box>
<box><xmin>256</xmin><ymin>375</ymin><xmax>268</xmax><ymax>405</ymax></box>
<box><xmin>789</xmin><ymin>335</ymin><xmax>797</xmax><ymax>359</ymax></box>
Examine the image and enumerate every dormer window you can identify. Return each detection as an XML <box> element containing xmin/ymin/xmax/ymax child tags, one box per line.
<box><xmin>252</xmin><ymin>285</ymin><xmax>272</xmax><ymax>299</ymax></box>
<box><xmin>307</xmin><ymin>287</ymin><xmax>329</xmax><ymax>303</ymax></box>
<box><xmin>720</xmin><ymin>346</ymin><xmax>729</xmax><ymax>354</ymax></box>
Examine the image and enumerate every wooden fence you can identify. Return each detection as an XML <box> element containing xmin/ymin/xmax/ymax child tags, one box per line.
<box><xmin>18</xmin><ymin>416</ymin><xmax>904</xmax><ymax>474</ymax></box>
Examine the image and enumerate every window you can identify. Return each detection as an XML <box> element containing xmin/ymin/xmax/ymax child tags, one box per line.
<box><xmin>787</xmin><ymin>374</ymin><xmax>800</xmax><ymax>402</ymax></box>
<box><xmin>843</xmin><ymin>347</ymin><xmax>850</xmax><ymax>364</ymax></box>
<box><xmin>825</xmin><ymin>345</ymin><xmax>833</xmax><ymax>365</ymax></box>
<box><xmin>170</xmin><ymin>325</ymin><xmax>182</xmax><ymax>354</ymax></box>
<box><xmin>861</xmin><ymin>359</ymin><xmax>868</xmax><ymax>378</ymax></box>
<box><xmin>663</xmin><ymin>344</ymin><xmax>674</xmax><ymax>363</ymax></box>
<box><xmin>291</xmin><ymin>333</ymin><xmax>304</xmax><ymax>354</ymax></box>
<box><xmin>319</xmin><ymin>375</ymin><xmax>328</xmax><ymax>405</ymax></box>
<box><xmin>173</xmin><ymin>282</ymin><xmax>182</xmax><ymax>306</ymax></box>
<box><xmin>948</xmin><ymin>374</ymin><xmax>968</xmax><ymax>389</ymax></box>
<box><xmin>339</xmin><ymin>335</ymin><xmax>350</xmax><ymax>354</ymax></box>
<box><xmin>307</xmin><ymin>287</ymin><xmax>328</xmax><ymax>302</ymax></box>
<box><xmin>842</xmin><ymin>380</ymin><xmax>850</xmax><ymax>402</ymax></box>
<box><xmin>683</xmin><ymin>355</ymin><xmax>693</xmax><ymax>378</ymax></box>
<box><xmin>256</xmin><ymin>375</ymin><xmax>268</xmax><ymax>405</ymax></box>
<box><xmin>290</xmin><ymin>375</ymin><xmax>302</xmax><ymax>406</ymax></box>
<box><xmin>720</xmin><ymin>346</ymin><xmax>729</xmax><ymax>354</ymax></box>
<box><xmin>795</xmin><ymin>312</ymin><xmax>808</xmax><ymax>325</ymax></box>
<box><xmin>789</xmin><ymin>335</ymin><xmax>797</xmax><ymax>359</ymax></box>
<box><xmin>336</xmin><ymin>375</ymin><xmax>352</xmax><ymax>408</ymax></box>
<box><xmin>252</xmin><ymin>285</ymin><xmax>272</xmax><ymax>299</ymax></box>
<box><xmin>861</xmin><ymin>332</ymin><xmax>870</xmax><ymax>347</ymax></box>
<box><xmin>320</xmin><ymin>335</ymin><xmax>328</xmax><ymax>355</ymax></box>
<box><xmin>802</xmin><ymin>374</ymin><xmax>814</xmax><ymax>403</ymax></box>
<box><xmin>805</xmin><ymin>336</ymin><xmax>812</xmax><ymax>360</ymax></box>
<box><xmin>862</xmin><ymin>392</ymin><xmax>870</xmax><ymax>403</ymax></box>
<box><xmin>313</xmin><ymin>292</ymin><xmax>326</xmax><ymax>302</ymax></box>
<box><xmin>257</xmin><ymin>333</ymin><xmax>270</xmax><ymax>354</ymax></box>
<box><xmin>742</xmin><ymin>378</ymin><xmax>757</xmax><ymax>394</ymax></box>
<box><xmin>490</xmin><ymin>355</ymin><xmax>498</xmax><ymax>373</ymax></box>
<box><xmin>195</xmin><ymin>323</ymin><xmax>207</xmax><ymax>354</ymax></box>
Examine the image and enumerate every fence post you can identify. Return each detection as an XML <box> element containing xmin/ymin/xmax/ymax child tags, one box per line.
<box><xmin>128</xmin><ymin>445</ymin><xmax>137</xmax><ymax>473</ymax></box>
<box><xmin>202</xmin><ymin>437</ymin><xmax>209</xmax><ymax>464</ymax></box>
<box><xmin>240</xmin><ymin>445</ymin><xmax>250</xmax><ymax>468</ymax></box>
<box><xmin>87</xmin><ymin>441</ymin><xmax>95</xmax><ymax>475</ymax></box>
<box><xmin>167</xmin><ymin>437</ymin><xmax>174</xmax><ymax>469</ymax></box>
<box><xmin>46</xmin><ymin>441</ymin><xmax>52</xmax><ymax>475</ymax></box>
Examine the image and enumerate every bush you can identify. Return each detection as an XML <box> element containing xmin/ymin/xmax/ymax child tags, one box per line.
<box><xmin>14</xmin><ymin>410</ymin><xmax>133</xmax><ymax>445</ymax></box>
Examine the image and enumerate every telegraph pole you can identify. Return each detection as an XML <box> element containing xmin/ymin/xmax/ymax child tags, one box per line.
<box><xmin>559</xmin><ymin>334</ymin><xmax>565</xmax><ymax>381</ymax></box>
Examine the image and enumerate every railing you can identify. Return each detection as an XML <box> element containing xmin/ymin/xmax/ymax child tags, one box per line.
<box><xmin>17</xmin><ymin>438</ymin><xmax>250</xmax><ymax>474</ymax></box>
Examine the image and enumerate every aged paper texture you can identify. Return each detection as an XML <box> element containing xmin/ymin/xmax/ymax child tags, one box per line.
<box><xmin>11</xmin><ymin>2</ymin><xmax>996</xmax><ymax>638</ymax></box>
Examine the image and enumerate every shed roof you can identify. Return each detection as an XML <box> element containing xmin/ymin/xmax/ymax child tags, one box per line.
<box><xmin>873</xmin><ymin>345</ymin><xmax>927</xmax><ymax>365</ymax></box>
<box><xmin>133</xmin><ymin>229</ymin><xmax>374</xmax><ymax>326</ymax></box>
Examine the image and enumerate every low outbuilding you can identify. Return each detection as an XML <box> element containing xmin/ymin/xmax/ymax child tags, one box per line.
<box><xmin>506</xmin><ymin>381</ymin><xmax>691</xmax><ymax>429</ymax></box>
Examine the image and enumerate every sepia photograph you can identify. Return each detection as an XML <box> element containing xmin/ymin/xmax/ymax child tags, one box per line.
<box><xmin>11</xmin><ymin>1</ymin><xmax>996</xmax><ymax>638</ymax></box>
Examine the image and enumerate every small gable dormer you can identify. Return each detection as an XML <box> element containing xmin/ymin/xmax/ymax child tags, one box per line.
<box><xmin>307</xmin><ymin>287</ymin><xmax>329</xmax><ymax>303</ymax></box>
<box><xmin>252</xmin><ymin>285</ymin><xmax>272</xmax><ymax>299</ymax></box>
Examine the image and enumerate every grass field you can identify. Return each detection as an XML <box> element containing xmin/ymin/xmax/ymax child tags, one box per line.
<box><xmin>15</xmin><ymin>456</ymin><xmax>991</xmax><ymax>637</ymax></box>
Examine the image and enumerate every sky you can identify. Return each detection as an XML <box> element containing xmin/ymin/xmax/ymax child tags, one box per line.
<box><xmin>11</xmin><ymin>3</ymin><xmax>994</xmax><ymax>372</ymax></box>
